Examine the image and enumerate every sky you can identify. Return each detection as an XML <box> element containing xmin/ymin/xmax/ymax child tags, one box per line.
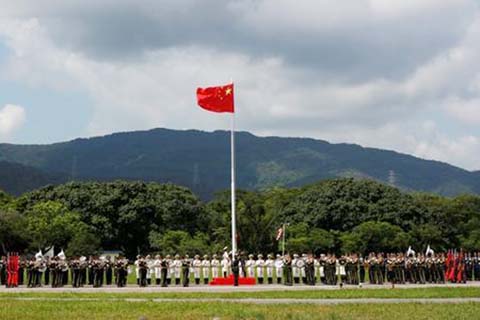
<box><xmin>0</xmin><ymin>0</ymin><xmax>479</xmax><ymax>171</ymax></box>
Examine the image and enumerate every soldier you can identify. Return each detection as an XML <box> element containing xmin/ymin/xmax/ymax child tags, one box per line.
<box><xmin>105</xmin><ymin>256</ymin><xmax>113</xmax><ymax>286</ymax></box>
<box><xmin>146</xmin><ymin>255</ymin><xmax>154</xmax><ymax>285</ymax></box>
<box><xmin>18</xmin><ymin>257</ymin><xmax>26</xmax><ymax>286</ymax></box>
<box><xmin>232</xmin><ymin>254</ymin><xmax>240</xmax><ymax>286</ymax></box>
<box><xmin>265</xmin><ymin>254</ymin><xmax>275</xmax><ymax>284</ymax></box>
<box><xmin>115</xmin><ymin>255</ymin><xmax>128</xmax><ymax>288</ymax></box>
<box><xmin>325</xmin><ymin>254</ymin><xmax>337</xmax><ymax>285</ymax></box>
<box><xmin>351</xmin><ymin>254</ymin><xmax>360</xmax><ymax>285</ymax></box>
<box><xmin>0</xmin><ymin>256</ymin><xmax>5</xmax><ymax>285</ymax></box>
<box><xmin>165</xmin><ymin>254</ymin><xmax>173</xmax><ymax>285</ymax></box>
<box><xmin>138</xmin><ymin>256</ymin><xmax>148</xmax><ymax>287</ymax></box>
<box><xmin>221</xmin><ymin>253</ymin><xmax>230</xmax><ymax>278</ymax></box>
<box><xmin>395</xmin><ymin>253</ymin><xmax>406</xmax><ymax>284</ymax></box>
<box><xmin>80</xmin><ymin>256</ymin><xmax>88</xmax><ymax>286</ymax></box>
<box><xmin>33</xmin><ymin>253</ymin><xmax>44</xmax><ymax>287</ymax></box>
<box><xmin>425</xmin><ymin>247</ymin><xmax>435</xmax><ymax>283</ymax></box>
<box><xmin>26</xmin><ymin>257</ymin><xmax>34</xmax><ymax>287</ymax></box>
<box><xmin>49</xmin><ymin>257</ymin><xmax>60</xmax><ymax>288</ymax></box>
<box><xmin>314</xmin><ymin>255</ymin><xmax>320</xmax><ymax>284</ymax></box>
<box><xmin>202</xmin><ymin>255</ymin><xmax>211</xmax><ymax>285</ymax></box>
<box><xmin>474</xmin><ymin>252</ymin><xmax>480</xmax><ymax>281</ymax></box>
<box><xmin>386</xmin><ymin>253</ymin><xmax>396</xmax><ymax>285</ymax></box>
<box><xmin>417</xmin><ymin>253</ymin><xmax>426</xmax><ymax>284</ymax></box>
<box><xmin>301</xmin><ymin>254</ymin><xmax>308</xmax><ymax>284</ymax></box>
<box><xmin>161</xmin><ymin>255</ymin><xmax>169</xmax><ymax>287</ymax></box>
<box><xmin>292</xmin><ymin>254</ymin><xmax>300</xmax><ymax>284</ymax></box>
<box><xmin>134</xmin><ymin>255</ymin><xmax>141</xmax><ymax>285</ymax></box>
<box><xmin>71</xmin><ymin>257</ymin><xmax>80</xmax><ymax>288</ymax></box>
<box><xmin>173</xmin><ymin>254</ymin><xmax>182</xmax><ymax>285</ymax></box>
<box><xmin>181</xmin><ymin>255</ymin><xmax>191</xmax><ymax>287</ymax></box>
<box><xmin>337</xmin><ymin>255</ymin><xmax>347</xmax><ymax>284</ymax></box>
<box><xmin>274</xmin><ymin>254</ymin><xmax>283</xmax><ymax>284</ymax></box>
<box><xmin>239</xmin><ymin>252</ymin><xmax>247</xmax><ymax>277</ymax></box>
<box><xmin>305</xmin><ymin>253</ymin><xmax>315</xmax><ymax>286</ymax></box>
<box><xmin>345</xmin><ymin>254</ymin><xmax>354</xmax><ymax>285</ymax></box>
<box><xmin>58</xmin><ymin>251</ymin><xmax>69</xmax><ymax>286</ymax></box>
<box><xmin>211</xmin><ymin>254</ymin><xmax>220</xmax><ymax>279</ymax></box>
<box><xmin>319</xmin><ymin>254</ymin><xmax>327</xmax><ymax>284</ymax></box>
<box><xmin>246</xmin><ymin>254</ymin><xmax>255</xmax><ymax>278</ymax></box>
<box><xmin>377</xmin><ymin>253</ymin><xmax>385</xmax><ymax>285</ymax></box>
<box><xmin>88</xmin><ymin>256</ymin><xmax>95</xmax><ymax>286</ymax></box>
<box><xmin>93</xmin><ymin>257</ymin><xmax>105</xmax><ymax>288</ymax></box>
<box><xmin>466</xmin><ymin>252</ymin><xmax>474</xmax><ymax>281</ymax></box>
<box><xmin>256</xmin><ymin>254</ymin><xmax>265</xmax><ymax>284</ymax></box>
<box><xmin>436</xmin><ymin>253</ymin><xmax>446</xmax><ymax>284</ymax></box>
<box><xmin>283</xmin><ymin>254</ymin><xmax>293</xmax><ymax>286</ymax></box>
<box><xmin>193</xmin><ymin>255</ymin><xmax>202</xmax><ymax>285</ymax></box>
<box><xmin>359</xmin><ymin>254</ymin><xmax>366</xmax><ymax>284</ymax></box>
<box><xmin>154</xmin><ymin>255</ymin><xmax>162</xmax><ymax>285</ymax></box>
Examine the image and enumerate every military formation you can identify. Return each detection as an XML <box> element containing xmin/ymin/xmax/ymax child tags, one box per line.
<box><xmin>1</xmin><ymin>248</ymin><xmax>480</xmax><ymax>287</ymax></box>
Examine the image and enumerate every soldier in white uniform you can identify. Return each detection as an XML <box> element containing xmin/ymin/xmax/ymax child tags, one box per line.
<box><xmin>221</xmin><ymin>254</ymin><xmax>230</xmax><ymax>278</ymax></box>
<box><xmin>256</xmin><ymin>254</ymin><xmax>265</xmax><ymax>284</ymax></box>
<box><xmin>211</xmin><ymin>254</ymin><xmax>220</xmax><ymax>279</ymax></box>
<box><xmin>146</xmin><ymin>255</ymin><xmax>154</xmax><ymax>285</ymax></box>
<box><xmin>134</xmin><ymin>255</ymin><xmax>141</xmax><ymax>285</ymax></box>
<box><xmin>301</xmin><ymin>254</ymin><xmax>307</xmax><ymax>284</ymax></box>
<box><xmin>292</xmin><ymin>254</ymin><xmax>300</xmax><ymax>284</ymax></box>
<box><xmin>193</xmin><ymin>255</ymin><xmax>202</xmax><ymax>285</ymax></box>
<box><xmin>246</xmin><ymin>254</ymin><xmax>255</xmax><ymax>278</ymax></box>
<box><xmin>202</xmin><ymin>255</ymin><xmax>211</xmax><ymax>284</ymax></box>
<box><xmin>275</xmin><ymin>254</ymin><xmax>284</xmax><ymax>284</ymax></box>
<box><xmin>154</xmin><ymin>255</ymin><xmax>162</xmax><ymax>285</ymax></box>
<box><xmin>173</xmin><ymin>254</ymin><xmax>182</xmax><ymax>285</ymax></box>
<box><xmin>265</xmin><ymin>254</ymin><xmax>275</xmax><ymax>284</ymax></box>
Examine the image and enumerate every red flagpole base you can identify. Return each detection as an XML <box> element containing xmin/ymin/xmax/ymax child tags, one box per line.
<box><xmin>209</xmin><ymin>275</ymin><xmax>256</xmax><ymax>286</ymax></box>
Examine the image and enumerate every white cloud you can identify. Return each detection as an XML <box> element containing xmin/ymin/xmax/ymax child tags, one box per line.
<box><xmin>0</xmin><ymin>3</ymin><xmax>480</xmax><ymax>170</ymax></box>
<box><xmin>0</xmin><ymin>104</ymin><xmax>26</xmax><ymax>136</ymax></box>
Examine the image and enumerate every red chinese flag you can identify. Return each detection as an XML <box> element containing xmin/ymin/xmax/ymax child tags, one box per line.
<box><xmin>196</xmin><ymin>83</ymin><xmax>234</xmax><ymax>113</ymax></box>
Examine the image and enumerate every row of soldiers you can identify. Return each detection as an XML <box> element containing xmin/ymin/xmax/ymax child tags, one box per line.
<box><xmin>3</xmin><ymin>250</ymin><xmax>480</xmax><ymax>287</ymax></box>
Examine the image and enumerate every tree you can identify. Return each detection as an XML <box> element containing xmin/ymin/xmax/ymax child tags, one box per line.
<box><xmin>66</xmin><ymin>225</ymin><xmax>101</xmax><ymax>257</ymax></box>
<box><xmin>25</xmin><ymin>201</ymin><xmax>93</xmax><ymax>252</ymax></box>
<box><xmin>0</xmin><ymin>208</ymin><xmax>29</xmax><ymax>254</ymax></box>
<box><xmin>149</xmin><ymin>230</ymin><xmax>211</xmax><ymax>255</ymax></box>
<box><xmin>17</xmin><ymin>181</ymin><xmax>204</xmax><ymax>258</ymax></box>
<box><xmin>341</xmin><ymin>221</ymin><xmax>411</xmax><ymax>254</ymax></box>
<box><xmin>285</xmin><ymin>223</ymin><xmax>335</xmax><ymax>254</ymax></box>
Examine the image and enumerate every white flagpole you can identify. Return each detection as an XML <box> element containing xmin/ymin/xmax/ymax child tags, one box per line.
<box><xmin>230</xmin><ymin>102</ymin><xmax>237</xmax><ymax>261</ymax></box>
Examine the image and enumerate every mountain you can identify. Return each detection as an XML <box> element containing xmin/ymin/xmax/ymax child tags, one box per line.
<box><xmin>0</xmin><ymin>161</ymin><xmax>67</xmax><ymax>196</ymax></box>
<box><xmin>0</xmin><ymin>128</ymin><xmax>478</xmax><ymax>198</ymax></box>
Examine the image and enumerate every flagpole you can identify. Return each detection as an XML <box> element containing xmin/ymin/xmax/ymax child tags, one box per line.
<box><xmin>230</xmin><ymin>83</ymin><xmax>237</xmax><ymax>261</ymax></box>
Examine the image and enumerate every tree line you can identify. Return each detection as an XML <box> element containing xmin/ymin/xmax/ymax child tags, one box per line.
<box><xmin>1</xmin><ymin>178</ymin><xmax>479</xmax><ymax>258</ymax></box>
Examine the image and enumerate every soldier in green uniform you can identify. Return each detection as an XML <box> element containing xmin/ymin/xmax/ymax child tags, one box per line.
<box><xmin>283</xmin><ymin>254</ymin><xmax>293</xmax><ymax>286</ymax></box>
<box><xmin>182</xmin><ymin>255</ymin><xmax>191</xmax><ymax>287</ymax></box>
<box><xmin>115</xmin><ymin>255</ymin><xmax>128</xmax><ymax>288</ymax></box>
<box><xmin>232</xmin><ymin>254</ymin><xmax>240</xmax><ymax>287</ymax></box>
<box><xmin>305</xmin><ymin>253</ymin><xmax>315</xmax><ymax>286</ymax></box>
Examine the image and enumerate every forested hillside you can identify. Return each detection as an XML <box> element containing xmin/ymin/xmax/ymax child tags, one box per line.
<box><xmin>0</xmin><ymin>128</ymin><xmax>478</xmax><ymax>198</ymax></box>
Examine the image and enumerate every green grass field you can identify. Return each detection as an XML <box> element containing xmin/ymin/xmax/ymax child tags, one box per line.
<box><xmin>1</xmin><ymin>287</ymin><xmax>480</xmax><ymax>299</ymax></box>
<box><xmin>1</xmin><ymin>300</ymin><xmax>479</xmax><ymax>320</ymax></box>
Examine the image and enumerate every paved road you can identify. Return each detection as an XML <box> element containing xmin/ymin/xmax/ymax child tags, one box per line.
<box><xmin>1</xmin><ymin>282</ymin><xmax>480</xmax><ymax>293</ymax></box>
<box><xmin>1</xmin><ymin>297</ymin><xmax>480</xmax><ymax>305</ymax></box>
